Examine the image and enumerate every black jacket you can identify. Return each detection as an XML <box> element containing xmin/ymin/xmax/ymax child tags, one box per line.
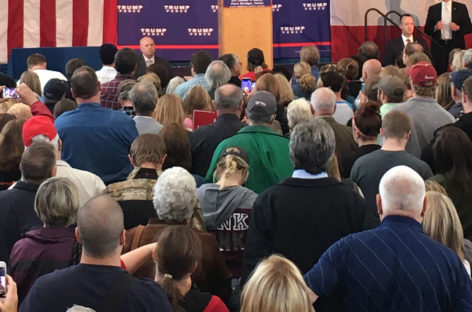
<box><xmin>242</xmin><ymin>177</ymin><xmax>379</xmax><ymax>283</ymax></box>
<box><xmin>424</xmin><ymin>1</ymin><xmax>472</xmax><ymax>49</ymax></box>
<box><xmin>382</xmin><ymin>35</ymin><xmax>431</xmax><ymax>67</ymax></box>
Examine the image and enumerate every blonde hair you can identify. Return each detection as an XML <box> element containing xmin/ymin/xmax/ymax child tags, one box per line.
<box><xmin>214</xmin><ymin>147</ymin><xmax>249</xmax><ymax>190</ymax></box>
<box><xmin>435</xmin><ymin>72</ymin><xmax>455</xmax><ymax>110</ymax></box>
<box><xmin>138</xmin><ymin>72</ymin><xmax>162</xmax><ymax>96</ymax></box>
<box><xmin>451</xmin><ymin>50</ymin><xmax>465</xmax><ymax>72</ymax></box>
<box><xmin>182</xmin><ymin>85</ymin><xmax>212</xmax><ymax>116</ymax></box>
<box><xmin>381</xmin><ymin>65</ymin><xmax>402</xmax><ymax>78</ymax></box>
<box><xmin>423</xmin><ymin>191</ymin><xmax>465</xmax><ymax>260</ymax></box>
<box><xmin>300</xmin><ymin>45</ymin><xmax>320</xmax><ymax>66</ymax></box>
<box><xmin>287</xmin><ymin>98</ymin><xmax>312</xmax><ymax>130</ymax></box>
<box><xmin>274</xmin><ymin>73</ymin><xmax>294</xmax><ymax>105</ymax></box>
<box><xmin>20</xmin><ymin>71</ymin><xmax>42</xmax><ymax>96</ymax></box>
<box><xmin>7</xmin><ymin>103</ymin><xmax>33</xmax><ymax>121</ymax></box>
<box><xmin>293</xmin><ymin>62</ymin><xmax>311</xmax><ymax>79</ymax></box>
<box><xmin>424</xmin><ymin>180</ymin><xmax>447</xmax><ymax>194</ymax></box>
<box><xmin>155</xmin><ymin>94</ymin><xmax>185</xmax><ymax>127</ymax></box>
<box><xmin>241</xmin><ymin>255</ymin><xmax>313</xmax><ymax>312</ymax></box>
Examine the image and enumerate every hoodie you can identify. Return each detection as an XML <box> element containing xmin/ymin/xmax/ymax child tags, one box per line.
<box><xmin>197</xmin><ymin>184</ymin><xmax>258</xmax><ymax>230</ymax></box>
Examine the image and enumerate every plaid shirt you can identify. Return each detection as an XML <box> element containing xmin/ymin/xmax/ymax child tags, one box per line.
<box><xmin>174</xmin><ymin>73</ymin><xmax>209</xmax><ymax>99</ymax></box>
<box><xmin>100</xmin><ymin>73</ymin><xmax>134</xmax><ymax>110</ymax></box>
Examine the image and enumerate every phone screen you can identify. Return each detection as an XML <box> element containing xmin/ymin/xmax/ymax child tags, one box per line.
<box><xmin>241</xmin><ymin>79</ymin><xmax>252</xmax><ymax>94</ymax></box>
<box><xmin>0</xmin><ymin>265</ymin><xmax>6</xmax><ymax>298</ymax></box>
<box><xmin>2</xmin><ymin>87</ymin><xmax>19</xmax><ymax>99</ymax></box>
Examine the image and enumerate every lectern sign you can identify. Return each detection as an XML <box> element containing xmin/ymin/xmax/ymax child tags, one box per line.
<box><xmin>223</xmin><ymin>0</ymin><xmax>271</xmax><ymax>7</ymax></box>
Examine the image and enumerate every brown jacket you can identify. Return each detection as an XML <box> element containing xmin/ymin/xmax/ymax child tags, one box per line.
<box><xmin>123</xmin><ymin>218</ymin><xmax>232</xmax><ymax>300</ymax></box>
<box><xmin>320</xmin><ymin>116</ymin><xmax>358</xmax><ymax>159</ymax></box>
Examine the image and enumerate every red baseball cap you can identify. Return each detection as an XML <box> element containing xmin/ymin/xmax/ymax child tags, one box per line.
<box><xmin>22</xmin><ymin>116</ymin><xmax>57</xmax><ymax>147</ymax></box>
<box><xmin>408</xmin><ymin>62</ymin><xmax>437</xmax><ymax>87</ymax></box>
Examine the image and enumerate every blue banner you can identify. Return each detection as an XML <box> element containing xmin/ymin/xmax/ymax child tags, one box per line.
<box><xmin>117</xmin><ymin>0</ymin><xmax>218</xmax><ymax>61</ymax></box>
<box><xmin>272</xmin><ymin>0</ymin><xmax>331</xmax><ymax>60</ymax></box>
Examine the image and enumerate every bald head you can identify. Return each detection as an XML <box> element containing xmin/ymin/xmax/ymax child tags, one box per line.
<box><xmin>358</xmin><ymin>41</ymin><xmax>380</xmax><ymax>62</ymax></box>
<box><xmin>215</xmin><ymin>83</ymin><xmax>243</xmax><ymax>111</ymax></box>
<box><xmin>362</xmin><ymin>59</ymin><xmax>382</xmax><ymax>80</ymax></box>
<box><xmin>378</xmin><ymin>165</ymin><xmax>425</xmax><ymax>217</ymax></box>
<box><xmin>140</xmin><ymin>36</ymin><xmax>156</xmax><ymax>59</ymax></box>
<box><xmin>77</xmin><ymin>195</ymin><xmax>124</xmax><ymax>258</ymax></box>
<box><xmin>310</xmin><ymin>87</ymin><xmax>336</xmax><ymax>116</ymax></box>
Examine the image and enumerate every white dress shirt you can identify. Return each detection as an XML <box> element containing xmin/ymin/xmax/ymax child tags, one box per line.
<box><xmin>144</xmin><ymin>55</ymin><xmax>155</xmax><ymax>67</ymax></box>
<box><xmin>96</xmin><ymin>65</ymin><xmax>117</xmax><ymax>84</ymax></box>
<box><xmin>401</xmin><ymin>34</ymin><xmax>414</xmax><ymax>47</ymax></box>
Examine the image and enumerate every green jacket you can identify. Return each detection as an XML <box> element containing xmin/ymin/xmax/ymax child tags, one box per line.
<box><xmin>205</xmin><ymin>125</ymin><xmax>293</xmax><ymax>194</ymax></box>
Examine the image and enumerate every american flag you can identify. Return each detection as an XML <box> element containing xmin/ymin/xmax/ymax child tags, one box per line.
<box><xmin>0</xmin><ymin>0</ymin><xmax>118</xmax><ymax>64</ymax></box>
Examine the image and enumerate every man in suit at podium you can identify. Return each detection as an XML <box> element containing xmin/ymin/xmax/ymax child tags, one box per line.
<box><xmin>134</xmin><ymin>36</ymin><xmax>171</xmax><ymax>80</ymax></box>
<box><xmin>383</xmin><ymin>14</ymin><xmax>431</xmax><ymax>68</ymax></box>
<box><xmin>425</xmin><ymin>0</ymin><xmax>472</xmax><ymax>74</ymax></box>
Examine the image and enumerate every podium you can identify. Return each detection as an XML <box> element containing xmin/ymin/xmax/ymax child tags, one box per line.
<box><xmin>218</xmin><ymin>0</ymin><xmax>273</xmax><ymax>75</ymax></box>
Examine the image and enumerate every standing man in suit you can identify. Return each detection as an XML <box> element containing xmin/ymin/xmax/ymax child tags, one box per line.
<box><xmin>134</xmin><ymin>36</ymin><xmax>171</xmax><ymax>80</ymax></box>
<box><xmin>383</xmin><ymin>14</ymin><xmax>431</xmax><ymax>67</ymax></box>
<box><xmin>425</xmin><ymin>0</ymin><xmax>472</xmax><ymax>74</ymax></box>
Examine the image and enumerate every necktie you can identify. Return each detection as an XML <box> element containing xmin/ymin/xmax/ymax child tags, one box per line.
<box><xmin>442</xmin><ymin>2</ymin><xmax>452</xmax><ymax>40</ymax></box>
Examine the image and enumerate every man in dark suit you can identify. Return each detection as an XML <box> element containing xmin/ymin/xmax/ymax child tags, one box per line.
<box><xmin>383</xmin><ymin>14</ymin><xmax>431</xmax><ymax>67</ymax></box>
<box><xmin>134</xmin><ymin>36</ymin><xmax>171</xmax><ymax>81</ymax></box>
<box><xmin>425</xmin><ymin>0</ymin><xmax>472</xmax><ymax>74</ymax></box>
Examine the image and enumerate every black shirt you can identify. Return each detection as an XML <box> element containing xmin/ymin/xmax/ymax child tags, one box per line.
<box><xmin>341</xmin><ymin>144</ymin><xmax>380</xmax><ymax>178</ymax></box>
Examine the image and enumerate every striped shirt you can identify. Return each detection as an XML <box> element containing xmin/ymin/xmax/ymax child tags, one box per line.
<box><xmin>304</xmin><ymin>215</ymin><xmax>472</xmax><ymax>311</ymax></box>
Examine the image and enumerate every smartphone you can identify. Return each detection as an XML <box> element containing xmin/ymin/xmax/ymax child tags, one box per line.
<box><xmin>0</xmin><ymin>261</ymin><xmax>6</xmax><ymax>298</ymax></box>
<box><xmin>241</xmin><ymin>78</ymin><xmax>252</xmax><ymax>95</ymax></box>
<box><xmin>2</xmin><ymin>87</ymin><xmax>19</xmax><ymax>99</ymax></box>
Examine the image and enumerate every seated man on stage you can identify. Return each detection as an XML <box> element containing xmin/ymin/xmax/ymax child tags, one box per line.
<box><xmin>383</xmin><ymin>14</ymin><xmax>431</xmax><ymax>68</ymax></box>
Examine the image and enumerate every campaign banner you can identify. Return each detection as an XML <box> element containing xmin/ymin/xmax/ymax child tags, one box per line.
<box><xmin>272</xmin><ymin>0</ymin><xmax>331</xmax><ymax>61</ymax></box>
<box><xmin>117</xmin><ymin>0</ymin><xmax>218</xmax><ymax>61</ymax></box>
<box><xmin>224</xmin><ymin>0</ymin><xmax>271</xmax><ymax>7</ymax></box>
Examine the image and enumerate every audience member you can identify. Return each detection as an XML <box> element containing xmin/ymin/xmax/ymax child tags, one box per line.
<box><xmin>155</xmin><ymin>94</ymin><xmax>185</xmax><ymax>127</ymax></box>
<box><xmin>0</xmin><ymin>142</ymin><xmax>56</xmax><ymax>261</ymax></box>
<box><xmin>341</xmin><ymin>101</ymin><xmax>381</xmax><ymax>178</ymax></box>
<box><xmin>146</xmin><ymin>60</ymin><xmax>172</xmax><ymax>93</ymax></box>
<box><xmin>396</xmin><ymin>62</ymin><xmax>454</xmax><ymax>157</ymax></box>
<box><xmin>160</xmin><ymin>123</ymin><xmax>193</xmax><ymax>172</ymax></box>
<box><xmin>299</xmin><ymin>45</ymin><xmax>321</xmax><ymax>78</ymax></box>
<box><xmin>105</xmin><ymin>134</ymin><xmax>165</xmax><ymax>229</ymax></box>
<box><xmin>205</xmin><ymin>60</ymin><xmax>232</xmax><ymax>99</ymax></box>
<box><xmin>175</xmin><ymin>51</ymin><xmax>213</xmax><ymax>99</ymax></box>
<box><xmin>42</xmin><ymin>78</ymin><xmax>68</xmax><ymax>113</ymax></box>
<box><xmin>451</xmin><ymin>49</ymin><xmax>466</xmax><ymax>72</ymax></box>
<box><xmin>435</xmin><ymin>72</ymin><xmax>455</xmax><ymax>110</ymax></box>
<box><xmin>18</xmin><ymin>71</ymin><xmax>41</xmax><ymax>97</ymax></box>
<box><xmin>402</xmin><ymin>42</ymin><xmax>425</xmax><ymax>66</ymax></box>
<box><xmin>448</xmin><ymin>68</ymin><xmax>472</xmax><ymax>118</ymax></box>
<box><xmin>254</xmin><ymin>73</ymin><xmax>286</xmax><ymax>135</ymax></box>
<box><xmin>155</xmin><ymin>225</ymin><xmax>230</xmax><ymax>312</ymax></box>
<box><xmin>286</xmin><ymin>98</ymin><xmax>312</xmax><ymax>132</ymax></box>
<box><xmin>242</xmin><ymin>118</ymin><xmax>379</xmax><ymax>309</ymax></box>
<box><xmin>374</xmin><ymin>75</ymin><xmax>406</xmax><ymax>118</ymax></box>
<box><xmin>241</xmin><ymin>255</ymin><xmax>313</xmax><ymax>312</ymax></box>
<box><xmin>350</xmin><ymin>110</ymin><xmax>433</xmax><ymax>211</ymax></box>
<box><xmin>206</xmin><ymin>91</ymin><xmax>293</xmax><ymax>194</ymax></box>
<box><xmin>404</xmin><ymin>51</ymin><xmax>432</xmax><ymax>68</ymax></box>
<box><xmin>166</xmin><ymin>76</ymin><xmax>185</xmax><ymax>95</ymax></box>
<box><xmin>423</xmin><ymin>191</ymin><xmax>471</xmax><ymax>275</ymax></box>
<box><xmin>305</xmin><ymin>165</ymin><xmax>472</xmax><ymax>311</ymax></box>
<box><xmin>65</xmin><ymin>58</ymin><xmax>86</xmax><ymax>81</ymax></box>
<box><xmin>456</xmin><ymin>76</ymin><xmax>472</xmax><ymax>139</ymax></box>
<box><xmin>10</xmin><ymin>177</ymin><xmax>80</xmax><ymax>302</ymax></box>
<box><xmin>129</xmin><ymin>81</ymin><xmax>163</xmax><ymax>135</ymax></box>
<box><xmin>0</xmin><ymin>118</ymin><xmax>23</xmax><ymax>190</ymax></box>
<box><xmin>197</xmin><ymin>146</ymin><xmax>257</xmax><ymax>276</ymax></box>
<box><xmin>240</xmin><ymin>48</ymin><xmax>269</xmax><ymax>81</ymax></box>
<box><xmin>117</xmin><ymin>79</ymin><xmax>136</xmax><ymax>116</ymax></box>
<box><xmin>311</xmin><ymin>87</ymin><xmax>358</xmax><ymax>159</ymax></box>
<box><xmin>380</xmin><ymin>65</ymin><xmax>402</xmax><ymax>78</ymax></box>
<box><xmin>124</xmin><ymin>167</ymin><xmax>232</xmax><ymax>300</ymax></box>
<box><xmin>182</xmin><ymin>85</ymin><xmax>212</xmax><ymax>130</ymax></box>
<box><xmin>219</xmin><ymin>53</ymin><xmax>242</xmax><ymax>87</ymax></box>
<box><xmin>292</xmin><ymin>62</ymin><xmax>316</xmax><ymax>100</ymax></box>
<box><xmin>429</xmin><ymin>126</ymin><xmax>472</xmax><ymax>240</ymax></box>
<box><xmin>7</xmin><ymin>104</ymin><xmax>32</xmax><ymax>121</ymax></box>
<box><xmin>20</xmin><ymin>195</ymin><xmax>172</xmax><ymax>312</ymax></box>
<box><xmin>53</xmin><ymin>98</ymin><xmax>77</xmax><ymax>119</ymax></box>
<box><xmin>100</xmin><ymin>48</ymin><xmax>138</xmax><ymax>110</ymax></box>
<box><xmin>95</xmin><ymin>43</ymin><xmax>118</xmax><ymax>83</ymax></box>
<box><xmin>55</xmin><ymin>66</ymin><xmax>138</xmax><ymax>184</ymax></box>
<box><xmin>26</xmin><ymin>53</ymin><xmax>67</xmax><ymax>92</ymax></box>
<box><xmin>352</xmin><ymin>41</ymin><xmax>380</xmax><ymax>79</ymax></box>
<box><xmin>138</xmin><ymin>72</ymin><xmax>162</xmax><ymax>96</ymax></box>
<box><xmin>190</xmin><ymin>84</ymin><xmax>245</xmax><ymax>177</ymax></box>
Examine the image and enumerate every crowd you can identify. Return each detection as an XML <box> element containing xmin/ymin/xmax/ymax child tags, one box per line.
<box><xmin>0</xmin><ymin>29</ymin><xmax>472</xmax><ymax>312</ymax></box>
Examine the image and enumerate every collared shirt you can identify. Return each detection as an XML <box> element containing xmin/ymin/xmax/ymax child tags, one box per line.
<box><xmin>95</xmin><ymin>65</ymin><xmax>117</xmax><ymax>84</ymax></box>
<box><xmin>292</xmin><ymin>169</ymin><xmax>328</xmax><ymax>179</ymax></box>
<box><xmin>442</xmin><ymin>0</ymin><xmax>452</xmax><ymax>40</ymax></box>
<box><xmin>174</xmin><ymin>74</ymin><xmax>209</xmax><ymax>99</ymax></box>
<box><xmin>100</xmin><ymin>73</ymin><xmax>135</xmax><ymax>110</ymax></box>
<box><xmin>133</xmin><ymin>115</ymin><xmax>163</xmax><ymax>135</ymax></box>
<box><xmin>305</xmin><ymin>215</ymin><xmax>472</xmax><ymax>311</ymax></box>
<box><xmin>401</xmin><ymin>34</ymin><xmax>414</xmax><ymax>46</ymax></box>
<box><xmin>143</xmin><ymin>55</ymin><xmax>155</xmax><ymax>67</ymax></box>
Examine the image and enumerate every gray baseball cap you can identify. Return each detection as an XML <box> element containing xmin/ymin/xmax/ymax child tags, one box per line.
<box><xmin>247</xmin><ymin>91</ymin><xmax>277</xmax><ymax>116</ymax></box>
<box><xmin>373</xmin><ymin>75</ymin><xmax>405</xmax><ymax>98</ymax></box>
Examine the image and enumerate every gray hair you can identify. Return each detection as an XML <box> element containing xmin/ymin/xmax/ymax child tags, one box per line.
<box><xmin>166</xmin><ymin>76</ymin><xmax>185</xmax><ymax>95</ymax></box>
<box><xmin>129</xmin><ymin>81</ymin><xmax>158</xmax><ymax>115</ymax></box>
<box><xmin>463</xmin><ymin>49</ymin><xmax>472</xmax><ymax>70</ymax></box>
<box><xmin>34</xmin><ymin>177</ymin><xmax>79</xmax><ymax>227</ymax></box>
<box><xmin>310</xmin><ymin>87</ymin><xmax>336</xmax><ymax>114</ymax></box>
<box><xmin>287</xmin><ymin>98</ymin><xmax>312</xmax><ymax>129</ymax></box>
<box><xmin>78</xmin><ymin>195</ymin><xmax>124</xmax><ymax>258</ymax></box>
<box><xmin>289</xmin><ymin>118</ymin><xmax>335</xmax><ymax>174</ymax></box>
<box><xmin>30</xmin><ymin>134</ymin><xmax>59</xmax><ymax>151</ymax></box>
<box><xmin>379</xmin><ymin>165</ymin><xmax>425</xmax><ymax>213</ymax></box>
<box><xmin>66</xmin><ymin>306</ymin><xmax>96</xmax><ymax>312</ymax></box>
<box><xmin>153</xmin><ymin>167</ymin><xmax>197</xmax><ymax>223</ymax></box>
<box><xmin>214</xmin><ymin>83</ymin><xmax>243</xmax><ymax>111</ymax></box>
<box><xmin>205</xmin><ymin>60</ymin><xmax>231</xmax><ymax>89</ymax></box>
